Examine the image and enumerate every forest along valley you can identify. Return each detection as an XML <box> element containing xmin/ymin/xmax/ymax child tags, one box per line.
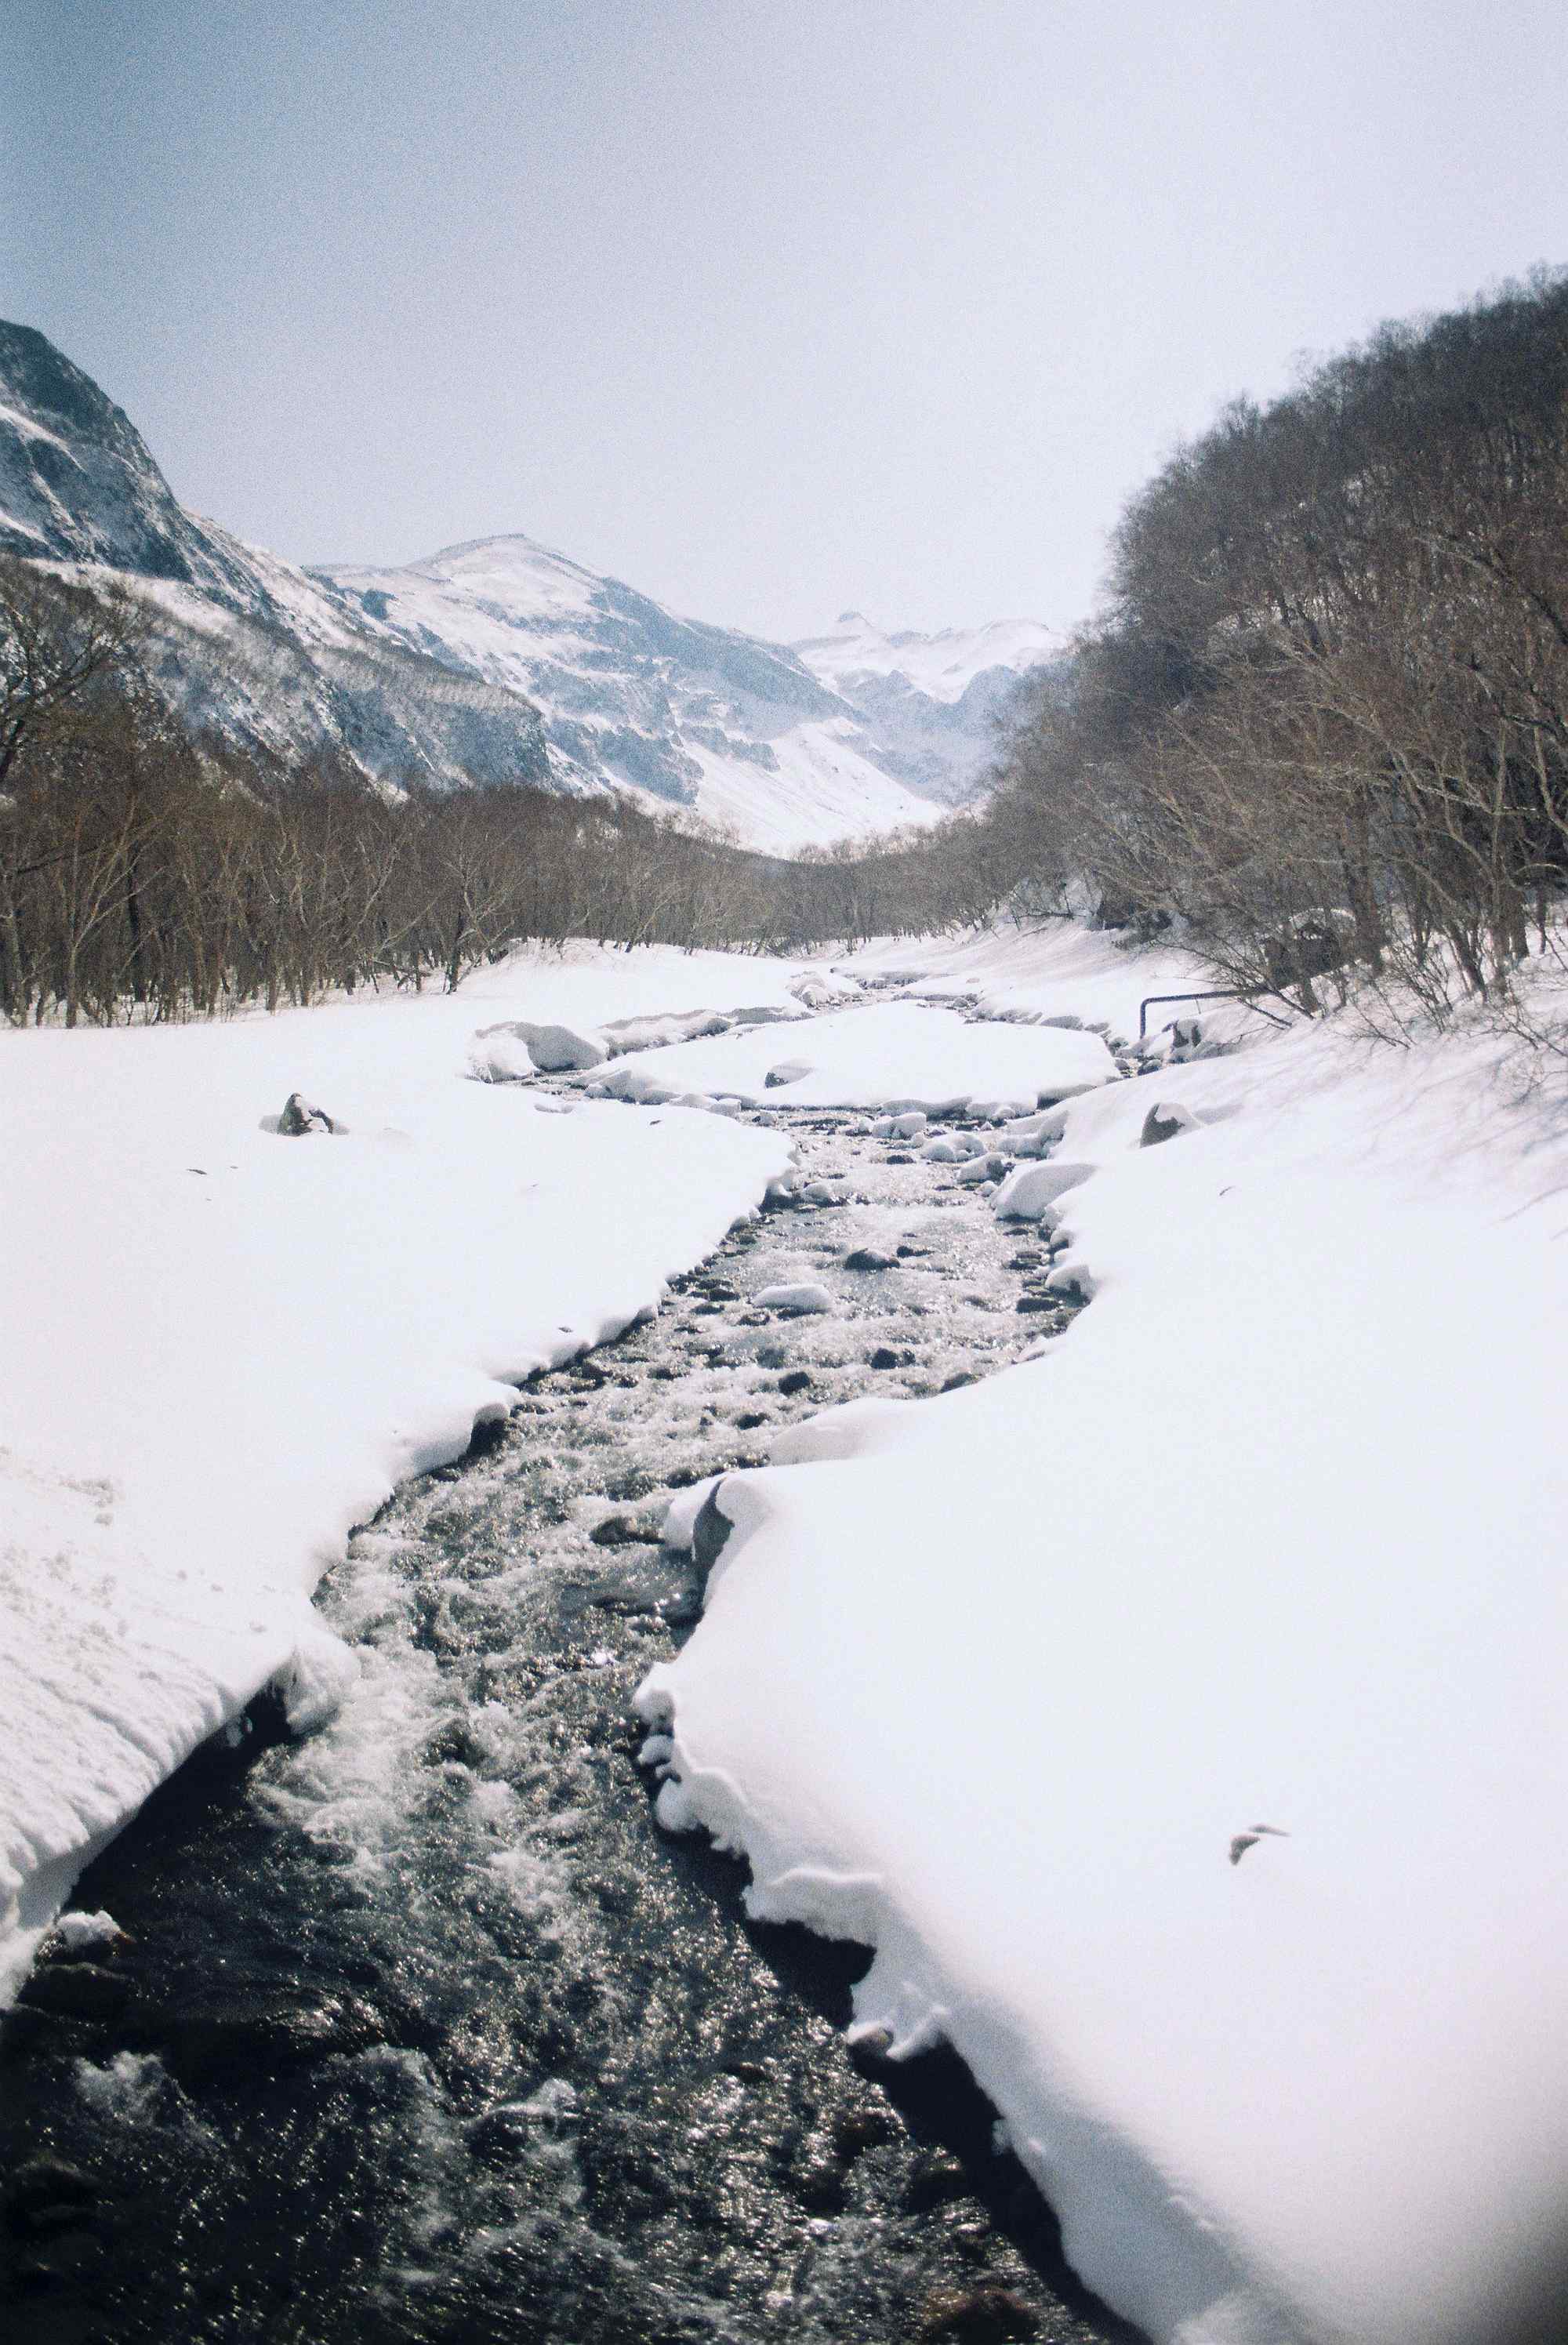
<box><xmin>0</xmin><ymin>976</ymin><xmax>1131</xmax><ymax>2345</ymax></box>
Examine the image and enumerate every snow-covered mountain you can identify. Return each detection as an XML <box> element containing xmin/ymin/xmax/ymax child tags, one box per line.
<box><xmin>0</xmin><ymin>321</ymin><xmax>555</xmax><ymax>792</ymax></box>
<box><xmin>793</xmin><ymin>611</ymin><xmax>1068</xmax><ymax>808</ymax></box>
<box><xmin>0</xmin><ymin>321</ymin><xmax>1057</xmax><ymax>848</ymax></box>
<box><xmin>312</xmin><ymin>537</ymin><xmax>946</xmax><ymax>854</ymax></box>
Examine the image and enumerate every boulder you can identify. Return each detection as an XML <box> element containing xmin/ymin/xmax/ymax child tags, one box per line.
<box><xmin>278</xmin><ymin>1091</ymin><xmax>337</xmax><ymax>1135</ymax></box>
<box><xmin>691</xmin><ymin>1481</ymin><xmax>735</xmax><ymax>1575</ymax></box>
<box><xmin>467</xmin><ymin>1028</ymin><xmax>538</xmax><ymax>1083</ymax></box>
<box><xmin>993</xmin><ymin>1160</ymin><xmax>1094</xmax><ymax>1220</ymax></box>
<box><xmin>474</xmin><ymin>1018</ymin><xmax>605</xmax><ymax>1073</ymax></box>
<box><xmin>601</xmin><ymin>1009</ymin><xmax>731</xmax><ymax>1054</ymax></box>
<box><xmin>754</xmin><ymin>1281</ymin><xmax>833</xmax><ymax>1315</ymax></box>
<box><xmin>601</xmin><ymin>1065</ymin><xmax>678</xmax><ymax>1104</ymax></box>
<box><xmin>954</xmin><ymin>1152</ymin><xmax>1011</xmax><ymax>1186</ymax></box>
<box><xmin>1140</xmin><ymin>1100</ymin><xmax>1200</xmax><ymax>1148</ymax></box>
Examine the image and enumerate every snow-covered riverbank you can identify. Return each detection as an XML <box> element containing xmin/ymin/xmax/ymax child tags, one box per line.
<box><xmin>0</xmin><ymin>946</ymin><xmax>818</xmax><ymax>1996</ymax></box>
<box><xmin>637</xmin><ymin>926</ymin><xmax>1568</xmax><ymax>2345</ymax></box>
<box><xmin>6</xmin><ymin>917</ymin><xmax>1566</xmax><ymax>2345</ymax></box>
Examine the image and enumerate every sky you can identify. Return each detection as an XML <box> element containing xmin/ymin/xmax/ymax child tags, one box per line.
<box><xmin>5</xmin><ymin>0</ymin><xmax>1567</xmax><ymax>643</ymax></box>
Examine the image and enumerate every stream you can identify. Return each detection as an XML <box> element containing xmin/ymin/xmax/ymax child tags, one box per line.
<box><xmin>0</xmin><ymin>1051</ymin><xmax>1139</xmax><ymax>2345</ymax></box>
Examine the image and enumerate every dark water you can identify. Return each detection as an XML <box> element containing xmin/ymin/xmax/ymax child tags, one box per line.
<box><xmin>0</xmin><ymin>1094</ymin><xmax>1135</xmax><ymax>2345</ymax></box>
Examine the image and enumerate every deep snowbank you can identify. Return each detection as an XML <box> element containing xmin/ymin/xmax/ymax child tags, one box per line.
<box><xmin>640</xmin><ymin>927</ymin><xmax>1568</xmax><ymax>2345</ymax></box>
<box><xmin>0</xmin><ymin>945</ymin><xmax>798</xmax><ymax>1995</ymax></box>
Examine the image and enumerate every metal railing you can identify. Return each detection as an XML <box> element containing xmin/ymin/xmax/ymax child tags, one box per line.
<box><xmin>1137</xmin><ymin>988</ymin><xmax>1293</xmax><ymax>1042</ymax></box>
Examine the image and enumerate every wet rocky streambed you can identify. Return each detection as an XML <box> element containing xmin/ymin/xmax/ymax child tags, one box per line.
<box><xmin>0</xmin><ymin>1076</ymin><xmax>1145</xmax><ymax>2345</ymax></box>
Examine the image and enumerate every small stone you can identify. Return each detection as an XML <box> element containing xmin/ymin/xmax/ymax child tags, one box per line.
<box><xmin>754</xmin><ymin>1282</ymin><xmax>833</xmax><ymax>1316</ymax></box>
<box><xmin>832</xmin><ymin>2106</ymin><xmax>896</xmax><ymax>2159</ymax></box>
<box><xmin>594</xmin><ymin>1516</ymin><xmax>639</xmax><ymax>1548</ymax></box>
<box><xmin>869</xmin><ymin>1348</ymin><xmax>902</xmax><ymax>1371</ymax></box>
<box><xmin>916</xmin><ymin>2282</ymin><xmax>1040</xmax><ymax>2341</ymax></box>
<box><xmin>905</xmin><ymin>2145</ymin><xmax>970</xmax><ymax>2211</ymax></box>
<box><xmin>777</xmin><ymin>1370</ymin><xmax>813</xmax><ymax>1396</ymax></box>
<box><xmin>844</xmin><ymin>1247</ymin><xmax>897</xmax><ymax>1271</ymax></box>
<box><xmin>786</xmin><ymin>2147</ymin><xmax>847</xmax><ymax>2213</ymax></box>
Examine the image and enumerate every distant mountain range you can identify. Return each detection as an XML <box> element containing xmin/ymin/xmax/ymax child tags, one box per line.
<box><xmin>0</xmin><ymin>321</ymin><xmax>1063</xmax><ymax>851</ymax></box>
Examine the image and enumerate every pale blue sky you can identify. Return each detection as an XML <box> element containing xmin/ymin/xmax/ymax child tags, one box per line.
<box><xmin>5</xmin><ymin>1</ymin><xmax>1567</xmax><ymax>639</ymax></box>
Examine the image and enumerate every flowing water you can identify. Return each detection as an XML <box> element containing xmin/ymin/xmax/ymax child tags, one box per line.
<box><xmin>0</xmin><ymin>1066</ymin><xmax>1137</xmax><ymax>2345</ymax></box>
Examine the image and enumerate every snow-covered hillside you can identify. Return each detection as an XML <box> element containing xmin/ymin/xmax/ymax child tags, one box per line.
<box><xmin>793</xmin><ymin>610</ymin><xmax>1067</xmax><ymax>806</ymax></box>
<box><xmin>313</xmin><ymin>535</ymin><xmax>945</xmax><ymax>852</ymax></box>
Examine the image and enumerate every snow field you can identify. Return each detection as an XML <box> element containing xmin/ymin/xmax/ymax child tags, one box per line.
<box><xmin>793</xmin><ymin>612</ymin><xmax>1059</xmax><ymax>707</ymax></box>
<box><xmin>583</xmin><ymin>998</ymin><xmax>1116</xmax><ymax>1115</ymax></box>
<box><xmin>640</xmin><ymin>928</ymin><xmax>1568</xmax><ymax>2345</ymax></box>
<box><xmin>0</xmin><ymin>944</ymin><xmax>799</xmax><ymax>1995</ymax></box>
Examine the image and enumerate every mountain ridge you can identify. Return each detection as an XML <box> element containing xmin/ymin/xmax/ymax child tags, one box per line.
<box><xmin>0</xmin><ymin>321</ymin><xmax>1058</xmax><ymax>850</ymax></box>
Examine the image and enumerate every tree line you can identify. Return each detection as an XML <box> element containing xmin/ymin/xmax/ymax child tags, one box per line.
<box><xmin>973</xmin><ymin>270</ymin><xmax>1568</xmax><ymax>1025</ymax></box>
<box><xmin>0</xmin><ymin>557</ymin><xmax>982</xmax><ymax>1025</ymax></box>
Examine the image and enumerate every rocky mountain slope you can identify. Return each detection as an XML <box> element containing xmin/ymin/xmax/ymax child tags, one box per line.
<box><xmin>0</xmin><ymin>321</ymin><xmax>1058</xmax><ymax>848</ymax></box>
<box><xmin>0</xmin><ymin>321</ymin><xmax>554</xmax><ymax>792</ymax></box>
<box><xmin>312</xmin><ymin>535</ymin><xmax>946</xmax><ymax>853</ymax></box>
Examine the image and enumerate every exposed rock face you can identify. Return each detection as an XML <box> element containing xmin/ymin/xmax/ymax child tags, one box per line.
<box><xmin>0</xmin><ymin>322</ymin><xmax>553</xmax><ymax>795</ymax></box>
<box><xmin>0</xmin><ymin>323</ymin><xmax>256</xmax><ymax>588</ymax></box>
